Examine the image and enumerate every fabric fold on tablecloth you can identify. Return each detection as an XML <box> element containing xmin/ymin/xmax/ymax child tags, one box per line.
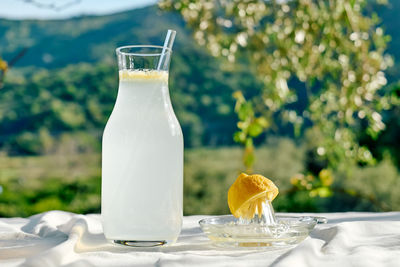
<box><xmin>1</xmin><ymin>211</ymin><xmax>400</xmax><ymax>266</ymax></box>
<box><xmin>272</xmin><ymin>220</ymin><xmax>400</xmax><ymax>267</ymax></box>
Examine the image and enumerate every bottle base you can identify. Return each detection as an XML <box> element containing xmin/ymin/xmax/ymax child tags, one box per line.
<box><xmin>113</xmin><ymin>240</ymin><xmax>168</xmax><ymax>247</ymax></box>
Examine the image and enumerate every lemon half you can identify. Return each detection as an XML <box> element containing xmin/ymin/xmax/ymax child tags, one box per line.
<box><xmin>228</xmin><ymin>173</ymin><xmax>279</xmax><ymax>219</ymax></box>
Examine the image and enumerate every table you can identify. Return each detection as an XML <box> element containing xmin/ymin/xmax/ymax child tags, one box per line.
<box><xmin>1</xmin><ymin>211</ymin><xmax>400</xmax><ymax>266</ymax></box>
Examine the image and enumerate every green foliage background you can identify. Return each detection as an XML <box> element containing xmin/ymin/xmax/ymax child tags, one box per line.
<box><xmin>0</xmin><ymin>3</ymin><xmax>399</xmax><ymax>217</ymax></box>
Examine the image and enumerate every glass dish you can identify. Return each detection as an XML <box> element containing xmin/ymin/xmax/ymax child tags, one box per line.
<box><xmin>199</xmin><ymin>215</ymin><xmax>327</xmax><ymax>247</ymax></box>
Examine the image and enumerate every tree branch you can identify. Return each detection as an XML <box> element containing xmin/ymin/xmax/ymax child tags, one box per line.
<box><xmin>18</xmin><ymin>0</ymin><xmax>81</xmax><ymax>11</ymax></box>
<box><xmin>0</xmin><ymin>47</ymin><xmax>29</xmax><ymax>89</ymax></box>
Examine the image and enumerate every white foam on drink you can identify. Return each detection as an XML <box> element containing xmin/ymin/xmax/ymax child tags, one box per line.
<box><xmin>119</xmin><ymin>69</ymin><xmax>168</xmax><ymax>81</ymax></box>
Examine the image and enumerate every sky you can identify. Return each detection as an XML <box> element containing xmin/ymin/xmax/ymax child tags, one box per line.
<box><xmin>0</xmin><ymin>0</ymin><xmax>158</xmax><ymax>20</ymax></box>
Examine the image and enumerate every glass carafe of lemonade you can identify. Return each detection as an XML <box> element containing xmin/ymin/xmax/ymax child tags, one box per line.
<box><xmin>101</xmin><ymin>44</ymin><xmax>183</xmax><ymax>246</ymax></box>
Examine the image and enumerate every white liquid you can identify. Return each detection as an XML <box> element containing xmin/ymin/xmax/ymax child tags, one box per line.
<box><xmin>101</xmin><ymin>70</ymin><xmax>183</xmax><ymax>243</ymax></box>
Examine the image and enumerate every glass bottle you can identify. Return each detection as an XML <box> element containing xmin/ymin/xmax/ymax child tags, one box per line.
<box><xmin>101</xmin><ymin>45</ymin><xmax>183</xmax><ymax>247</ymax></box>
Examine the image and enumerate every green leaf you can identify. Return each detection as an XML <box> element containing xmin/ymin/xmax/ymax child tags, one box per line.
<box><xmin>238</xmin><ymin>103</ymin><xmax>253</xmax><ymax>121</ymax></box>
<box><xmin>317</xmin><ymin>187</ymin><xmax>333</xmax><ymax>198</ymax></box>
<box><xmin>244</xmin><ymin>152</ymin><xmax>255</xmax><ymax>168</ymax></box>
<box><xmin>245</xmin><ymin>137</ymin><xmax>253</xmax><ymax>148</ymax></box>
<box><xmin>248</xmin><ymin>123</ymin><xmax>263</xmax><ymax>137</ymax></box>
<box><xmin>233</xmin><ymin>131</ymin><xmax>246</xmax><ymax>143</ymax></box>
<box><xmin>255</xmin><ymin>117</ymin><xmax>269</xmax><ymax>128</ymax></box>
<box><xmin>319</xmin><ymin>169</ymin><xmax>334</xmax><ymax>187</ymax></box>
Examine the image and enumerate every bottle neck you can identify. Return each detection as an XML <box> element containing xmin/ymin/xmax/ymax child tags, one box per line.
<box><xmin>114</xmin><ymin>70</ymin><xmax>171</xmax><ymax>111</ymax></box>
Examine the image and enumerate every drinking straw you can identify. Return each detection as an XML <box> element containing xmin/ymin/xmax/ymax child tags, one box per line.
<box><xmin>157</xmin><ymin>29</ymin><xmax>176</xmax><ymax>70</ymax></box>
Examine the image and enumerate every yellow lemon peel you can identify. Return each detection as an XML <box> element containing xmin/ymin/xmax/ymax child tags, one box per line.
<box><xmin>228</xmin><ymin>173</ymin><xmax>279</xmax><ymax>219</ymax></box>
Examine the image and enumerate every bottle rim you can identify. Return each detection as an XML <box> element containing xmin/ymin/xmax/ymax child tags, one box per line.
<box><xmin>116</xmin><ymin>45</ymin><xmax>172</xmax><ymax>57</ymax></box>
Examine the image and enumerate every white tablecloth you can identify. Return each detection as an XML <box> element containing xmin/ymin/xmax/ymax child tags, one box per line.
<box><xmin>1</xmin><ymin>211</ymin><xmax>400</xmax><ymax>266</ymax></box>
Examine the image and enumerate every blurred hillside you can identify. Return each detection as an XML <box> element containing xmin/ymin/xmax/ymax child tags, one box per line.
<box><xmin>0</xmin><ymin>5</ymin><xmax>187</xmax><ymax>68</ymax></box>
<box><xmin>0</xmin><ymin>3</ymin><xmax>399</xmax><ymax>155</ymax></box>
<box><xmin>0</xmin><ymin>3</ymin><xmax>399</xmax><ymax>216</ymax></box>
<box><xmin>0</xmin><ymin>4</ymin><xmax>398</xmax><ymax>71</ymax></box>
<box><xmin>0</xmin><ymin>5</ymin><xmax>267</xmax><ymax>153</ymax></box>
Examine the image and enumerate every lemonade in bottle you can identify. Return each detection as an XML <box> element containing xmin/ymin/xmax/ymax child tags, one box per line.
<box><xmin>102</xmin><ymin>37</ymin><xmax>183</xmax><ymax>246</ymax></box>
